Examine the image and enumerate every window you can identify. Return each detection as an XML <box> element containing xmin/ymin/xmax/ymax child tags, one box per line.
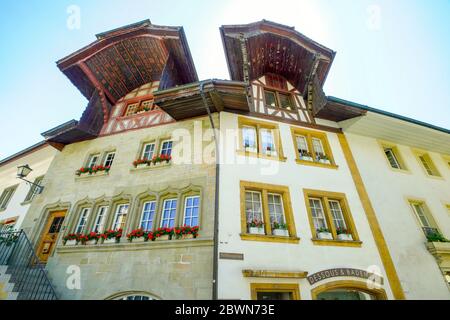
<box><xmin>160</xmin><ymin>141</ymin><xmax>173</xmax><ymax>157</ymax></box>
<box><xmin>240</xmin><ymin>181</ymin><xmax>298</xmax><ymax>243</ymax></box>
<box><xmin>124</xmin><ymin>98</ymin><xmax>155</xmax><ymax>117</ymax></box>
<box><xmin>260</xmin><ymin>129</ymin><xmax>277</xmax><ymax>156</ymax></box>
<box><xmin>87</xmin><ymin>154</ymin><xmax>100</xmax><ymax>168</ymax></box>
<box><xmin>104</xmin><ymin>152</ymin><xmax>115</xmax><ymax>168</ymax></box>
<box><xmin>413</xmin><ymin>150</ymin><xmax>441</xmax><ymax>177</ymax></box>
<box><xmin>161</xmin><ymin>199</ymin><xmax>177</xmax><ymax>228</ymax></box>
<box><xmin>279</xmin><ymin>93</ymin><xmax>294</xmax><ymax>110</ymax></box>
<box><xmin>75</xmin><ymin>208</ymin><xmax>91</xmax><ymax>234</ymax></box>
<box><xmin>267</xmin><ymin>193</ymin><xmax>285</xmax><ymax>225</ymax></box>
<box><xmin>250</xmin><ymin>283</ymin><xmax>300</xmax><ymax>300</ymax></box>
<box><xmin>408</xmin><ymin>200</ymin><xmax>441</xmax><ymax>237</ymax></box>
<box><xmin>183</xmin><ymin>196</ymin><xmax>200</xmax><ymax>227</ymax></box>
<box><xmin>0</xmin><ymin>185</ymin><xmax>18</xmax><ymax>210</ymax></box>
<box><xmin>291</xmin><ymin>127</ymin><xmax>336</xmax><ymax>167</ymax></box>
<box><xmin>142</xmin><ymin>143</ymin><xmax>156</xmax><ymax>160</ymax></box>
<box><xmin>140</xmin><ymin>201</ymin><xmax>156</xmax><ymax>231</ymax></box>
<box><xmin>242</xmin><ymin>126</ymin><xmax>258</xmax><ymax>152</ymax></box>
<box><xmin>125</xmin><ymin>103</ymin><xmax>139</xmax><ymax>116</ymax></box>
<box><xmin>112</xmin><ymin>204</ymin><xmax>129</xmax><ymax>230</ymax></box>
<box><xmin>384</xmin><ymin>148</ymin><xmax>401</xmax><ymax>169</ymax></box>
<box><xmin>92</xmin><ymin>206</ymin><xmax>108</xmax><ymax>233</ymax></box>
<box><xmin>264</xmin><ymin>90</ymin><xmax>294</xmax><ymax>110</ymax></box>
<box><xmin>304</xmin><ymin>189</ymin><xmax>360</xmax><ymax>245</ymax></box>
<box><xmin>24</xmin><ymin>176</ymin><xmax>44</xmax><ymax>202</ymax></box>
<box><xmin>238</xmin><ymin>117</ymin><xmax>284</xmax><ymax>161</ymax></box>
<box><xmin>309</xmin><ymin>198</ymin><xmax>328</xmax><ymax>230</ymax></box>
<box><xmin>245</xmin><ymin>191</ymin><xmax>263</xmax><ymax>224</ymax></box>
<box><xmin>264</xmin><ymin>90</ymin><xmax>277</xmax><ymax>108</ymax></box>
<box><xmin>379</xmin><ymin>142</ymin><xmax>407</xmax><ymax>171</ymax></box>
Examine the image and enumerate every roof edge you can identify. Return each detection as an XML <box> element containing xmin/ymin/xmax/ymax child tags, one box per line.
<box><xmin>0</xmin><ymin>141</ymin><xmax>48</xmax><ymax>167</ymax></box>
<box><xmin>328</xmin><ymin>96</ymin><xmax>450</xmax><ymax>135</ymax></box>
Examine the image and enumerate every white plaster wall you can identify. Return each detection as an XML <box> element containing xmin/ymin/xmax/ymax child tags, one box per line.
<box><xmin>0</xmin><ymin>145</ymin><xmax>57</xmax><ymax>229</ymax></box>
<box><xmin>346</xmin><ymin>133</ymin><xmax>450</xmax><ymax>299</ymax></box>
<box><xmin>217</xmin><ymin>112</ymin><xmax>394</xmax><ymax>300</ymax></box>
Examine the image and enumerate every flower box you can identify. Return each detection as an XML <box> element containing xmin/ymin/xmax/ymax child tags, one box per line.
<box><xmin>300</xmin><ymin>156</ymin><xmax>313</xmax><ymax>162</ymax></box>
<box><xmin>317</xmin><ymin>232</ymin><xmax>333</xmax><ymax>240</ymax></box>
<box><xmin>182</xmin><ymin>234</ymin><xmax>194</xmax><ymax>240</ymax></box>
<box><xmin>249</xmin><ymin>227</ymin><xmax>265</xmax><ymax>235</ymax></box>
<box><xmin>319</xmin><ymin>159</ymin><xmax>331</xmax><ymax>165</ymax></box>
<box><xmin>132</xmin><ymin>237</ymin><xmax>146</xmax><ymax>243</ymax></box>
<box><xmin>156</xmin><ymin>234</ymin><xmax>170</xmax><ymax>241</ymax></box>
<box><xmin>337</xmin><ymin>234</ymin><xmax>353</xmax><ymax>241</ymax></box>
<box><xmin>244</xmin><ymin>146</ymin><xmax>257</xmax><ymax>153</ymax></box>
<box><xmin>65</xmin><ymin>240</ymin><xmax>77</xmax><ymax>246</ymax></box>
<box><xmin>272</xmin><ymin>229</ymin><xmax>289</xmax><ymax>237</ymax></box>
<box><xmin>104</xmin><ymin>238</ymin><xmax>120</xmax><ymax>244</ymax></box>
<box><xmin>137</xmin><ymin>163</ymin><xmax>149</xmax><ymax>169</ymax></box>
<box><xmin>86</xmin><ymin>239</ymin><xmax>98</xmax><ymax>245</ymax></box>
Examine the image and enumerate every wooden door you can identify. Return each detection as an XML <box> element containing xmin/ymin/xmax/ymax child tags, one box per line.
<box><xmin>37</xmin><ymin>211</ymin><xmax>66</xmax><ymax>263</ymax></box>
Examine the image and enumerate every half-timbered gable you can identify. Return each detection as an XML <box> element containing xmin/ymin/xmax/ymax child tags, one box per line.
<box><xmin>251</xmin><ymin>74</ymin><xmax>314</xmax><ymax>123</ymax></box>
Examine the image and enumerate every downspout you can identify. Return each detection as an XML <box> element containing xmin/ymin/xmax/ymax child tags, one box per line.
<box><xmin>199</xmin><ymin>80</ymin><xmax>220</xmax><ymax>300</ymax></box>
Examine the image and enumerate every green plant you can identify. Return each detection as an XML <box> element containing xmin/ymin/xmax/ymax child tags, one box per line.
<box><xmin>426</xmin><ymin>231</ymin><xmax>449</xmax><ymax>243</ymax></box>
<box><xmin>272</xmin><ymin>222</ymin><xmax>288</xmax><ymax>230</ymax></box>
<box><xmin>336</xmin><ymin>227</ymin><xmax>349</xmax><ymax>235</ymax></box>
<box><xmin>247</xmin><ymin>219</ymin><xmax>264</xmax><ymax>228</ymax></box>
<box><xmin>316</xmin><ymin>227</ymin><xmax>331</xmax><ymax>234</ymax></box>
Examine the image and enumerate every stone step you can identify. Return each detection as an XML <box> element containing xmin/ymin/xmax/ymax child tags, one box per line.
<box><xmin>18</xmin><ymin>290</ymin><xmax>56</xmax><ymax>300</ymax></box>
<box><xmin>6</xmin><ymin>291</ymin><xmax>19</xmax><ymax>300</ymax></box>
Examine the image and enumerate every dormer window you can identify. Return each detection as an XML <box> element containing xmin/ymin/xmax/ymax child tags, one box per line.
<box><xmin>263</xmin><ymin>74</ymin><xmax>295</xmax><ymax>110</ymax></box>
<box><xmin>124</xmin><ymin>98</ymin><xmax>155</xmax><ymax>117</ymax></box>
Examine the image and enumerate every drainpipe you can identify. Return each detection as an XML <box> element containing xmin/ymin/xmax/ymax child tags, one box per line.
<box><xmin>199</xmin><ymin>80</ymin><xmax>220</xmax><ymax>300</ymax></box>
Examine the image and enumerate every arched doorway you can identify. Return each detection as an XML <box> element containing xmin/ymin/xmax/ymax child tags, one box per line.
<box><xmin>311</xmin><ymin>280</ymin><xmax>387</xmax><ymax>300</ymax></box>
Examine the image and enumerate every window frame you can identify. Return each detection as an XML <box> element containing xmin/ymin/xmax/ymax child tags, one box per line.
<box><xmin>103</xmin><ymin>152</ymin><xmax>116</xmax><ymax>168</ymax></box>
<box><xmin>75</xmin><ymin>208</ymin><xmax>91</xmax><ymax>234</ymax></box>
<box><xmin>0</xmin><ymin>185</ymin><xmax>18</xmax><ymax>211</ymax></box>
<box><xmin>23</xmin><ymin>176</ymin><xmax>44</xmax><ymax>203</ymax></box>
<box><xmin>86</xmin><ymin>153</ymin><xmax>101</xmax><ymax>168</ymax></box>
<box><xmin>240</xmin><ymin>181</ymin><xmax>298</xmax><ymax>243</ymax></box>
<box><xmin>303</xmin><ymin>189</ymin><xmax>360</xmax><ymax>246</ymax></box>
<box><xmin>291</xmin><ymin>127</ymin><xmax>337</xmax><ymax>169</ymax></box>
<box><xmin>250</xmin><ymin>283</ymin><xmax>300</xmax><ymax>300</ymax></box>
<box><xmin>412</xmin><ymin>149</ymin><xmax>441</xmax><ymax>178</ymax></box>
<box><xmin>238</xmin><ymin>117</ymin><xmax>286</xmax><ymax>162</ymax></box>
<box><xmin>183</xmin><ymin>195</ymin><xmax>200</xmax><ymax>227</ymax></box>
<box><xmin>160</xmin><ymin>140</ymin><xmax>173</xmax><ymax>157</ymax></box>
<box><xmin>141</xmin><ymin>142</ymin><xmax>156</xmax><ymax>160</ymax></box>
<box><xmin>160</xmin><ymin>198</ymin><xmax>177</xmax><ymax>228</ymax></box>
<box><xmin>140</xmin><ymin>200</ymin><xmax>157</xmax><ymax>231</ymax></box>
<box><xmin>378</xmin><ymin>141</ymin><xmax>408</xmax><ymax>172</ymax></box>
<box><xmin>92</xmin><ymin>206</ymin><xmax>108</xmax><ymax>233</ymax></box>
<box><xmin>407</xmin><ymin>199</ymin><xmax>442</xmax><ymax>237</ymax></box>
<box><xmin>111</xmin><ymin>203</ymin><xmax>130</xmax><ymax>231</ymax></box>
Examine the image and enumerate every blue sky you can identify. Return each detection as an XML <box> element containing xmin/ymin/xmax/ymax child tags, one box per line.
<box><xmin>0</xmin><ymin>0</ymin><xmax>449</xmax><ymax>158</ymax></box>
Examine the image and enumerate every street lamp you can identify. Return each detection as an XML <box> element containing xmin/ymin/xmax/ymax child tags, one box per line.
<box><xmin>16</xmin><ymin>164</ymin><xmax>44</xmax><ymax>194</ymax></box>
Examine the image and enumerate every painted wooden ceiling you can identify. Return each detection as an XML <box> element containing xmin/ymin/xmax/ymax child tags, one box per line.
<box><xmin>220</xmin><ymin>20</ymin><xmax>335</xmax><ymax>95</ymax></box>
<box><xmin>57</xmin><ymin>20</ymin><xmax>198</xmax><ymax>104</ymax></box>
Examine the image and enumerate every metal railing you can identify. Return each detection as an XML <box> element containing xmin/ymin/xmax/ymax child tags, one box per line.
<box><xmin>0</xmin><ymin>230</ymin><xmax>57</xmax><ymax>300</ymax></box>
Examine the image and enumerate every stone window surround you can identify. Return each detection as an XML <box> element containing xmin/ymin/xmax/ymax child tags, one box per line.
<box><xmin>377</xmin><ymin>140</ymin><xmax>409</xmax><ymax>173</ymax></box>
<box><xmin>82</xmin><ymin>148</ymin><xmax>117</xmax><ymax>168</ymax></box>
<box><xmin>135</xmin><ymin>136</ymin><xmax>172</xmax><ymax>161</ymax></box>
<box><xmin>303</xmin><ymin>189</ymin><xmax>361</xmax><ymax>247</ymax></box>
<box><xmin>62</xmin><ymin>186</ymin><xmax>203</xmax><ymax>241</ymax></box>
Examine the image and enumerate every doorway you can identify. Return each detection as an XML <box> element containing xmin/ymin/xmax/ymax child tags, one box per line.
<box><xmin>36</xmin><ymin>211</ymin><xmax>66</xmax><ymax>263</ymax></box>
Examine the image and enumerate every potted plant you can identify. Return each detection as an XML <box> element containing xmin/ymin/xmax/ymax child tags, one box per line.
<box><xmin>127</xmin><ymin>228</ymin><xmax>147</xmax><ymax>243</ymax></box>
<box><xmin>76</xmin><ymin>165</ymin><xmax>111</xmax><ymax>176</ymax></box>
<box><xmin>85</xmin><ymin>232</ymin><xmax>100</xmax><ymax>245</ymax></box>
<box><xmin>317</xmin><ymin>153</ymin><xmax>331</xmax><ymax>165</ymax></box>
<box><xmin>63</xmin><ymin>233</ymin><xmax>79</xmax><ymax>246</ymax></box>
<box><xmin>147</xmin><ymin>231</ymin><xmax>156</xmax><ymax>242</ymax></box>
<box><xmin>102</xmin><ymin>229</ymin><xmax>123</xmax><ymax>244</ymax></box>
<box><xmin>265</xmin><ymin>146</ymin><xmax>273</xmax><ymax>156</ymax></box>
<box><xmin>174</xmin><ymin>226</ymin><xmax>199</xmax><ymax>240</ymax></box>
<box><xmin>154</xmin><ymin>227</ymin><xmax>174</xmax><ymax>241</ymax></box>
<box><xmin>299</xmin><ymin>150</ymin><xmax>313</xmax><ymax>162</ymax></box>
<box><xmin>244</xmin><ymin>142</ymin><xmax>256</xmax><ymax>153</ymax></box>
<box><xmin>316</xmin><ymin>227</ymin><xmax>333</xmax><ymax>240</ymax></box>
<box><xmin>133</xmin><ymin>159</ymin><xmax>150</xmax><ymax>168</ymax></box>
<box><xmin>247</xmin><ymin>219</ymin><xmax>265</xmax><ymax>235</ymax></box>
<box><xmin>272</xmin><ymin>222</ymin><xmax>289</xmax><ymax>237</ymax></box>
<box><xmin>336</xmin><ymin>228</ymin><xmax>353</xmax><ymax>241</ymax></box>
<box><xmin>426</xmin><ymin>230</ymin><xmax>449</xmax><ymax>243</ymax></box>
<box><xmin>78</xmin><ymin>234</ymin><xmax>89</xmax><ymax>245</ymax></box>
